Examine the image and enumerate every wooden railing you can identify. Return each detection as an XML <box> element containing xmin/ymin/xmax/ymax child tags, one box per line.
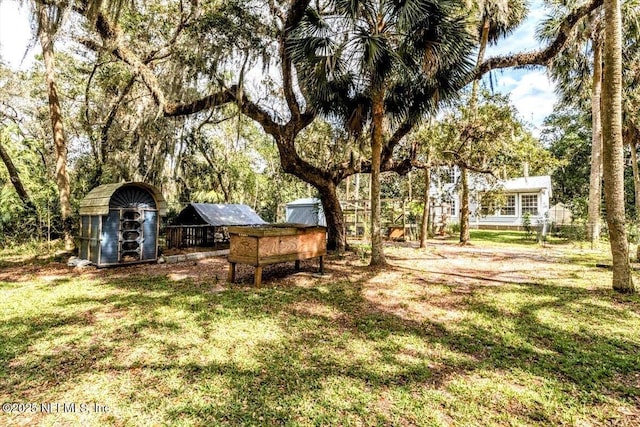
<box><xmin>163</xmin><ymin>225</ymin><xmax>228</xmax><ymax>249</ymax></box>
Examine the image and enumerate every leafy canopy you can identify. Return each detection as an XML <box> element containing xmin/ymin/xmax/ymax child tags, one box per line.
<box><xmin>287</xmin><ymin>0</ymin><xmax>475</xmax><ymax>135</ymax></box>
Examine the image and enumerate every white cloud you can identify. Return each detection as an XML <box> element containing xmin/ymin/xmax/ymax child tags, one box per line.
<box><xmin>506</xmin><ymin>70</ymin><xmax>556</xmax><ymax>127</ymax></box>
<box><xmin>478</xmin><ymin>69</ymin><xmax>556</xmax><ymax>135</ymax></box>
<box><xmin>482</xmin><ymin>0</ymin><xmax>557</xmax><ymax>133</ymax></box>
<box><xmin>0</xmin><ymin>2</ymin><xmax>35</xmax><ymax>70</ymax></box>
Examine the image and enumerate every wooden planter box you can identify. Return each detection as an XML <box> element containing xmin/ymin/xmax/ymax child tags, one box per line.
<box><xmin>227</xmin><ymin>224</ymin><xmax>327</xmax><ymax>287</ymax></box>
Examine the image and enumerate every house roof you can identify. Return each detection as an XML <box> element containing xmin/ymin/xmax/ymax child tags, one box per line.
<box><xmin>177</xmin><ymin>203</ymin><xmax>267</xmax><ymax>226</ymax></box>
<box><xmin>79</xmin><ymin>182</ymin><xmax>168</xmax><ymax>216</ymax></box>
<box><xmin>502</xmin><ymin>176</ymin><xmax>552</xmax><ymax>197</ymax></box>
<box><xmin>286</xmin><ymin>197</ymin><xmax>321</xmax><ymax>207</ymax></box>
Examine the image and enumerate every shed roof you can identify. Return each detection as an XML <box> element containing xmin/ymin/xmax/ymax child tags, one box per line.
<box><xmin>286</xmin><ymin>197</ymin><xmax>321</xmax><ymax>207</ymax></box>
<box><xmin>176</xmin><ymin>203</ymin><xmax>267</xmax><ymax>226</ymax></box>
<box><xmin>502</xmin><ymin>176</ymin><xmax>552</xmax><ymax>197</ymax></box>
<box><xmin>79</xmin><ymin>182</ymin><xmax>168</xmax><ymax>216</ymax></box>
<box><xmin>548</xmin><ymin>203</ymin><xmax>573</xmax><ymax>224</ymax></box>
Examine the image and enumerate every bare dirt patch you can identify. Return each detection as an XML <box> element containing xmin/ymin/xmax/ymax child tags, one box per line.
<box><xmin>1</xmin><ymin>240</ymin><xmax>603</xmax><ymax>296</ymax></box>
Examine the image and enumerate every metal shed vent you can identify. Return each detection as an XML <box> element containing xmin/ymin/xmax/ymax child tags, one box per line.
<box><xmin>109</xmin><ymin>186</ymin><xmax>157</xmax><ymax>210</ymax></box>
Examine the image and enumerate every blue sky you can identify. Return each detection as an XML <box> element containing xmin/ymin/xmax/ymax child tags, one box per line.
<box><xmin>484</xmin><ymin>0</ymin><xmax>556</xmax><ymax>133</ymax></box>
<box><xmin>0</xmin><ymin>0</ymin><xmax>556</xmax><ymax>132</ymax></box>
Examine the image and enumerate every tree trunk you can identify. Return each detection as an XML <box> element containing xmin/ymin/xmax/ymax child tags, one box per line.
<box><xmin>602</xmin><ymin>0</ymin><xmax>634</xmax><ymax>292</ymax></box>
<box><xmin>274</xmin><ymin>132</ymin><xmax>348</xmax><ymax>252</ymax></box>
<box><xmin>370</xmin><ymin>89</ymin><xmax>386</xmax><ymax>266</ymax></box>
<box><xmin>38</xmin><ymin>3</ymin><xmax>74</xmax><ymax>251</ymax></box>
<box><xmin>588</xmin><ymin>37</ymin><xmax>603</xmax><ymax>244</ymax></box>
<box><xmin>459</xmin><ymin>166</ymin><xmax>470</xmax><ymax>244</ymax></box>
<box><xmin>630</xmin><ymin>141</ymin><xmax>640</xmax><ymax>218</ymax></box>
<box><xmin>318</xmin><ymin>182</ymin><xmax>346</xmax><ymax>252</ymax></box>
<box><xmin>420</xmin><ymin>164</ymin><xmax>431</xmax><ymax>248</ymax></box>
<box><xmin>470</xmin><ymin>18</ymin><xmax>490</xmax><ymax>110</ymax></box>
<box><xmin>0</xmin><ymin>133</ymin><xmax>33</xmax><ymax>208</ymax></box>
<box><xmin>345</xmin><ymin>175</ymin><xmax>350</xmax><ymax>201</ymax></box>
<box><xmin>477</xmin><ymin>19</ymin><xmax>490</xmax><ymax>69</ymax></box>
<box><xmin>462</xmin><ymin>20</ymin><xmax>489</xmax><ymax>245</ymax></box>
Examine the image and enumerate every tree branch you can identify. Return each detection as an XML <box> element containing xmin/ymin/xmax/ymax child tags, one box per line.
<box><xmin>472</xmin><ymin>0</ymin><xmax>603</xmax><ymax>80</ymax></box>
<box><xmin>0</xmin><ymin>133</ymin><xmax>33</xmax><ymax>207</ymax></box>
<box><xmin>279</xmin><ymin>0</ymin><xmax>311</xmax><ymax>120</ymax></box>
<box><xmin>163</xmin><ymin>88</ymin><xmax>236</xmax><ymax>117</ymax></box>
<box><xmin>95</xmin><ymin>11</ymin><xmax>168</xmax><ymax>114</ymax></box>
<box><xmin>441</xmin><ymin>150</ymin><xmax>497</xmax><ymax>176</ymax></box>
<box><xmin>382</xmin><ymin>120</ymin><xmax>414</xmax><ymax>167</ymax></box>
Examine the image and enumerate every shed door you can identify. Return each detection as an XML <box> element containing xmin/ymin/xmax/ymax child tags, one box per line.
<box><xmin>120</xmin><ymin>209</ymin><xmax>144</xmax><ymax>263</ymax></box>
<box><xmin>108</xmin><ymin>185</ymin><xmax>158</xmax><ymax>264</ymax></box>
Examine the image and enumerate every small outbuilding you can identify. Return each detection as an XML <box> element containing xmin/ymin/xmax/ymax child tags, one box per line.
<box><xmin>548</xmin><ymin>202</ymin><xmax>573</xmax><ymax>225</ymax></box>
<box><xmin>166</xmin><ymin>203</ymin><xmax>266</xmax><ymax>248</ymax></box>
<box><xmin>78</xmin><ymin>182</ymin><xmax>167</xmax><ymax>267</ymax></box>
<box><xmin>285</xmin><ymin>198</ymin><xmax>326</xmax><ymax>227</ymax></box>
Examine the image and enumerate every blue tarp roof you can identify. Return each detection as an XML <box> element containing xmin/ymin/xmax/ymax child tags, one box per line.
<box><xmin>180</xmin><ymin>203</ymin><xmax>266</xmax><ymax>226</ymax></box>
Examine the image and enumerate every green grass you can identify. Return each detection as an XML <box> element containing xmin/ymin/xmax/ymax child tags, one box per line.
<box><xmin>447</xmin><ymin>229</ymin><xmax>569</xmax><ymax>246</ymax></box>
<box><xmin>0</xmin><ymin>239</ymin><xmax>67</xmax><ymax>269</ymax></box>
<box><xmin>1</xmin><ymin>239</ymin><xmax>639</xmax><ymax>426</ymax></box>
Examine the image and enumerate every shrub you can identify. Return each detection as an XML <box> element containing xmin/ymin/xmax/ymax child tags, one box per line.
<box><xmin>522</xmin><ymin>212</ymin><xmax>532</xmax><ymax>238</ymax></box>
<box><xmin>450</xmin><ymin>222</ymin><xmax>460</xmax><ymax>234</ymax></box>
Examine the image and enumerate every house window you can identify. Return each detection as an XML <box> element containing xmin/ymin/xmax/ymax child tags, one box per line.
<box><xmin>445</xmin><ymin>196</ymin><xmax>457</xmax><ymax>216</ymax></box>
<box><xmin>448</xmin><ymin>168</ymin><xmax>456</xmax><ymax>184</ymax></box>
<box><xmin>479</xmin><ymin>197</ymin><xmax>496</xmax><ymax>216</ymax></box>
<box><xmin>435</xmin><ymin>196</ymin><xmax>456</xmax><ymax>217</ymax></box>
<box><xmin>436</xmin><ymin>167</ymin><xmax>456</xmax><ymax>184</ymax></box>
<box><xmin>521</xmin><ymin>194</ymin><xmax>538</xmax><ymax>216</ymax></box>
<box><xmin>498</xmin><ymin>195</ymin><xmax>516</xmax><ymax>216</ymax></box>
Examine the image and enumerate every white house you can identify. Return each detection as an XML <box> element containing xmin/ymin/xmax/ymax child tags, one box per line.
<box><xmin>470</xmin><ymin>175</ymin><xmax>552</xmax><ymax>229</ymax></box>
<box><xmin>430</xmin><ymin>168</ymin><xmax>553</xmax><ymax>230</ymax></box>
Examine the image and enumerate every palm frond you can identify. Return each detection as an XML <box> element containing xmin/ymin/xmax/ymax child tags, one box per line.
<box><xmin>289</xmin><ymin>0</ymin><xmax>475</xmax><ymax>130</ymax></box>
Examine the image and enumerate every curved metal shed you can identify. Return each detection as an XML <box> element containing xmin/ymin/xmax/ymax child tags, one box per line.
<box><xmin>79</xmin><ymin>182</ymin><xmax>167</xmax><ymax>216</ymax></box>
<box><xmin>78</xmin><ymin>182</ymin><xmax>167</xmax><ymax>267</ymax></box>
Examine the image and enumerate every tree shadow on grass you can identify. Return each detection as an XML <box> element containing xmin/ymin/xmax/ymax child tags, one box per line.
<box><xmin>158</xmin><ymin>277</ymin><xmax>640</xmax><ymax>425</ymax></box>
<box><xmin>1</xmin><ymin>262</ymin><xmax>639</xmax><ymax>425</ymax></box>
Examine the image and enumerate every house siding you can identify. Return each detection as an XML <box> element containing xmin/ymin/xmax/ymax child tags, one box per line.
<box><xmin>469</xmin><ymin>190</ymin><xmax>550</xmax><ymax>228</ymax></box>
<box><xmin>429</xmin><ymin>171</ymin><xmax>553</xmax><ymax>230</ymax></box>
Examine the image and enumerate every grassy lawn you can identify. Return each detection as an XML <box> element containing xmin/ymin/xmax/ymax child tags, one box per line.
<box><xmin>1</xmin><ymin>236</ymin><xmax>639</xmax><ymax>426</ymax></box>
<box><xmin>446</xmin><ymin>229</ymin><xmax>571</xmax><ymax>247</ymax></box>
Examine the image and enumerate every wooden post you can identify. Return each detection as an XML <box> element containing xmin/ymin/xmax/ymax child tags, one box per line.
<box><xmin>254</xmin><ymin>266</ymin><xmax>263</xmax><ymax>287</ymax></box>
<box><xmin>227</xmin><ymin>262</ymin><xmax>236</xmax><ymax>283</ymax></box>
<box><xmin>319</xmin><ymin>256</ymin><xmax>324</xmax><ymax>274</ymax></box>
<box><xmin>402</xmin><ymin>199</ymin><xmax>407</xmax><ymax>240</ymax></box>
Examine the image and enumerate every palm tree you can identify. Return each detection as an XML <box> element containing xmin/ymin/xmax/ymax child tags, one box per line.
<box><xmin>622</xmin><ymin>16</ymin><xmax>640</xmax><ymax>224</ymax></box>
<box><xmin>540</xmin><ymin>0</ymin><xmax>604</xmax><ymax>245</ymax></box>
<box><xmin>602</xmin><ymin>0</ymin><xmax>634</xmax><ymax>292</ymax></box>
<box><xmin>542</xmin><ymin>0</ymin><xmax>639</xmax><ymax>248</ymax></box>
<box><xmin>288</xmin><ymin>0</ymin><xmax>473</xmax><ymax>265</ymax></box>
<box><xmin>459</xmin><ymin>0</ymin><xmax>527</xmax><ymax>244</ymax></box>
